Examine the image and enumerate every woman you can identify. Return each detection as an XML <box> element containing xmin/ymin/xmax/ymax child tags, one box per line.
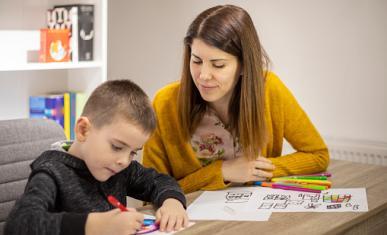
<box><xmin>143</xmin><ymin>5</ymin><xmax>329</xmax><ymax>193</ymax></box>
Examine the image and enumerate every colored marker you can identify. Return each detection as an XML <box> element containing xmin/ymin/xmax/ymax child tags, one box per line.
<box><xmin>274</xmin><ymin>182</ymin><xmax>328</xmax><ymax>191</ymax></box>
<box><xmin>108</xmin><ymin>195</ymin><xmax>159</xmax><ymax>233</ymax></box>
<box><xmin>254</xmin><ymin>181</ymin><xmax>321</xmax><ymax>193</ymax></box>
<box><xmin>271</xmin><ymin>178</ymin><xmax>332</xmax><ymax>187</ymax></box>
<box><xmin>137</xmin><ymin>219</ymin><xmax>159</xmax><ymax>234</ymax></box>
<box><xmin>107</xmin><ymin>195</ymin><xmax>128</xmax><ymax>211</ymax></box>
<box><xmin>303</xmin><ymin>172</ymin><xmax>332</xmax><ymax>177</ymax></box>
<box><xmin>277</xmin><ymin>176</ymin><xmax>328</xmax><ymax>180</ymax></box>
<box><xmin>143</xmin><ymin>219</ymin><xmax>157</xmax><ymax>226</ymax></box>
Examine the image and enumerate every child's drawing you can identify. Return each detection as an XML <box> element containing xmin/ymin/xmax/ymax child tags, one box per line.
<box><xmin>327</xmin><ymin>204</ymin><xmax>341</xmax><ymax>209</ymax></box>
<box><xmin>225</xmin><ymin>191</ymin><xmax>252</xmax><ymax>203</ymax></box>
<box><xmin>305</xmin><ymin>203</ymin><xmax>322</xmax><ymax>209</ymax></box>
<box><xmin>258</xmin><ymin>202</ymin><xmax>274</xmax><ymax>209</ymax></box>
<box><xmin>322</xmin><ymin>193</ymin><xmax>351</xmax><ymax>203</ymax></box>
<box><xmin>255</xmin><ymin>188</ymin><xmax>368</xmax><ymax>212</ymax></box>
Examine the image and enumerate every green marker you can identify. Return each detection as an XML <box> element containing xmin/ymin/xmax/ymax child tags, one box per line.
<box><xmin>277</xmin><ymin>176</ymin><xmax>328</xmax><ymax>180</ymax></box>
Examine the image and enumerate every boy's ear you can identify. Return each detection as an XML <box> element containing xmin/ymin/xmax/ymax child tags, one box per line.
<box><xmin>75</xmin><ymin>117</ymin><xmax>91</xmax><ymax>142</ymax></box>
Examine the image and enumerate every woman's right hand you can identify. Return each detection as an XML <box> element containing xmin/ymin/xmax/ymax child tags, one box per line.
<box><xmin>222</xmin><ymin>156</ymin><xmax>275</xmax><ymax>183</ymax></box>
<box><xmin>85</xmin><ymin>208</ymin><xmax>144</xmax><ymax>235</ymax></box>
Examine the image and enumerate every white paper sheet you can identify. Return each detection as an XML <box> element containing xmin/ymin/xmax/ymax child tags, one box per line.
<box><xmin>143</xmin><ymin>222</ymin><xmax>195</xmax><ymax>235</ymax></box>
<box><xmin>187</xmin><ymin>187</ymin><xmax>368</xmax><ymax>221</ymax></box>
<box><xmin>141</xmin><ymin>215</ymin><xmax>195</xmax><ymax>234</ymax></box>
<box><xmin>187</xmin><ymin>187</ymin><xmax>272</xmax><ymax>221</ymax></box>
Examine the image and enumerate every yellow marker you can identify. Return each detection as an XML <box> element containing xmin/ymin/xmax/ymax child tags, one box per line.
<box><xmin>271</xmin><ymin>178</ymin><xmax>332</xmax><ymax>188</ymax></box>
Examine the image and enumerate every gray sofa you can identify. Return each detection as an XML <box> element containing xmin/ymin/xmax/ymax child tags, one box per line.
<box><xmin>0</xmin><ymin>118</ymin><xmax>66</xmax><ymax>235</ymax></box>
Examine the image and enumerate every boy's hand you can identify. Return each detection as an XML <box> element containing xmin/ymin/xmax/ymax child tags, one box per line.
<box><xmin>155</xmin><ymin>198</ymin><xmax>188</xmax><ymax>232</ymax></box>
<box><xmin>85</xmin><ymin>208</ymin><xmax>144</xmax><ymax>235</ymax></box>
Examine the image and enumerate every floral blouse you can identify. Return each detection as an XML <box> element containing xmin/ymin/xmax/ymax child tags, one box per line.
<box><xmin>191</xmin><ymin>108</ymin><xmax>242</xmax><ymax>166</ymax></box>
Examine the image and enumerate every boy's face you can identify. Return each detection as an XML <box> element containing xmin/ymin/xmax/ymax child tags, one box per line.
<box><xmin>79</xmin><ymin>116</ymin><xmax>149</xmax><ymax>182</ymax></box>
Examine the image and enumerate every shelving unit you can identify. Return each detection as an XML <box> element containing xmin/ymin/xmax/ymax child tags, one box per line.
<box><xmin>0</xmin><ymin>0</ymin><xmax>107</xmax><ymax>120</ymax></box>
<box><xmin>0</xmin><ymin>61</ymin><xmax>103</xmax><ymax>72</ymax></box>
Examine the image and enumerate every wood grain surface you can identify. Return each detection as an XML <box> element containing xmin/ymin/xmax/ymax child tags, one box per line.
<box><xmin>140</xmin><ymin>160</ymin><xmax>387</xmax><ymax>235</ymax></box>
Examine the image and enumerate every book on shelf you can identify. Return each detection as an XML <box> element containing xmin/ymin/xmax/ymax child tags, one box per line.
<box><xmin>29</xmin><ymin>92</ymin><xmax>88</xmax><ymax>140</ymax></box>
<box><xmin>39</xmin><ymin>29</ymin><xmax>70</xmax><ymax>63</ymax></box>
<box><xmin>71</xmin><ymin>92</ymin><xmax>88</xmax><ymax>140</ymax></box>
<box><xmin>47</xmin><ymin>4</ymin><xmax>94</xmax><ymax>62</ymax></box>
<box><xmin>29</xmin><ymin>94</ymin><xmax>64</xmax><ymax>127</ymax></box>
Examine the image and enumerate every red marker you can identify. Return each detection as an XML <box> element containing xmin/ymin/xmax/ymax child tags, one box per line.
<box><xmin>108</xmin><ymin>195</ymin><xmax>159</xmax><ymax>233</ymax></box>
<box><xmin>107</xmin><ymin>195</ymin><xmax>128</xmax><ymax>211</ymax></box>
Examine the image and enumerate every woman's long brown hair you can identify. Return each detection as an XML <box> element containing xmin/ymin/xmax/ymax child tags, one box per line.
<box><xmin>178</xmin><ymin>5</ymin><xmax>270</xmax><ymax>160</ymax></box>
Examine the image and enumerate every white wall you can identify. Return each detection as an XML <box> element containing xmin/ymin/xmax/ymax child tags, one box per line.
<box><xmin>108</xmin><ymin>0</ymin><xmax>387</xmax><ymax>144</ymax></box>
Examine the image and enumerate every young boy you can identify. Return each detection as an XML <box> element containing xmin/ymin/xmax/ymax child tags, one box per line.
<box><xmin>5</xmin><ymin>80</ymin><xmax>188</xmax><ymax>235</ymax></box>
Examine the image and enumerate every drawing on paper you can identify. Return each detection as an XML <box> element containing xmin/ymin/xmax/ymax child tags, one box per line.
<box><xmin>323</xmin><ymin>193</ymin><xmax>351</xmax><ymax>203</ymax></box>
<box><xmin>263</xmin><ymin>194</ymin><xmax>291</xmax><ymax>201</ymax></box>
<box><xmin>258</xmin><ymin>202</ymin><xmax>274</xmax><ymax>209</ymax></box>
<box><xmin>327</xmin><ymin>204</ymin><xmax>341</xmax><ymax>209</ymax></box>
<box><xmin>305</xmin><ymin>203</ymin><xmax>322</xmax><ymax>209</ymax></box>
<box><xmin>256</xmin><ymin>189</ymin><xmax>366</xmax><ymax>212</ymax></box>
<box><xmin>225</xmin><ymin>191</ymin><xmax>252</xmax><ymax>203</ymax></box>
<box><xmin>322</xmin><ymin>192</ymin><xmax>360</xmax><ymax>210</ymax></box>
<box><xmin>258</xmin><ymin>193</ymin><xmax>322</xmax><ymax>210</ymax></box>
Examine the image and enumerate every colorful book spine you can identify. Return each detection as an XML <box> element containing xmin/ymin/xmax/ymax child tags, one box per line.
<box><xmin>29</xmin><ymin>94</ymin><xmax>64</xmax><ymax>127</ymax></box>
<box><xmin>63</xmin><ymin>93</ymin><xmax>71</xmax><ymax>140</ymax></box>
<box><xmin>29</xmin><ymin>92</ymin><xmax>86</xmax><ymax>140</ymax></box>
<box><xmin>45</xmin><ymin>95</ymin><xmax>65</xmax><ymax>127</ymax></box>
<box><xmin>70</xmin><ymin>92</ymin><xmax>77</xmax><ymax>140</ymax></box>
<box><xmin>29</xmin><ymin>96</ymin><xmax>46</xmax><ymax>119</ymax></box>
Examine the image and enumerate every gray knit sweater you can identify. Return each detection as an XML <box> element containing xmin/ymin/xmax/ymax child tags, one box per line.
<box><xmin>4</xmin><ymin>150</ymin><xmax>186</xmax><ymax>235</ymax></box>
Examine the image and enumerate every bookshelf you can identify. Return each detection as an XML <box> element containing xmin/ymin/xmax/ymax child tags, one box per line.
<box><xmin>0</xmin><ymin>61</ymin><xmax>103</xmax><ymax>72</ymax></box>
<box><xmin>0</xmin><ymin>0</ymin><xmax>107</xmax><ymax>120</ymax></box>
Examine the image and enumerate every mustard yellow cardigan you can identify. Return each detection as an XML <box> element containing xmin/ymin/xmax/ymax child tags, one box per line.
<box><xmin>143</xmin><ymin>72</ymin><xmax>329</xmax><ymax>193</ymax></box>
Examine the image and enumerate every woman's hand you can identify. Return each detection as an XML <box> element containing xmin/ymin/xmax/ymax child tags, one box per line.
<box><xmin>222</xmin><ymin>156</ymin><xmax>275</xmax><ymax>183</ymax></box>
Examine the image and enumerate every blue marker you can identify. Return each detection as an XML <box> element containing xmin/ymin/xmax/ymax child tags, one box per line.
<box><xmin>143</xmin><ymin>219</ymin><xmax>156</xmax><ymax>226</ymax></box>
<box><xmin>137</xmin><ymin>219</ymin><xmax>159</xmax><ymax>234</ymax></box>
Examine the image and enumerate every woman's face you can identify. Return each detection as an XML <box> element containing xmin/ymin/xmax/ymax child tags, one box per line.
<box><xmin>190</xmin><ymin>38</ymin><xmax>242</xmax><ymax>108</ymax></box>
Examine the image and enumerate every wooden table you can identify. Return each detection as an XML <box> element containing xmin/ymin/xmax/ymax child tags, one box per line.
<box><xmin>141</xmin><ymin>160</ymin><xmax>387</xmax><ymax>234</ymax></box>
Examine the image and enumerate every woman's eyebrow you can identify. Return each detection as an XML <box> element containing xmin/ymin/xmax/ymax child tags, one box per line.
<box><xmin>191</xmin><ymin>53</ymin><xmax>227</xmax><ymax>62</ymax></box>
<box><xmin>191</xmin><ymin>53</ymin><xmax>201</xmax><ymax>59</ymax></box>
<box><xmin>211</xmin><ymin>59</ymin><xmax>227</xmax><ymax>62</ymax></box>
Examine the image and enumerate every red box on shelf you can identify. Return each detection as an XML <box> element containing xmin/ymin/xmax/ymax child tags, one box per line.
<box><xmin>39</xmin><ymin>29</ymin><xmax>70</xmax><ymax>62</ymax></box>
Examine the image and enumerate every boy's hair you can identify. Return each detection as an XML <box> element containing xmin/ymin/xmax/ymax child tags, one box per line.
<box><xmin>82</xmin><ymin>79</ymin><xmax>156</xmax><ymax>133</ymax></box>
